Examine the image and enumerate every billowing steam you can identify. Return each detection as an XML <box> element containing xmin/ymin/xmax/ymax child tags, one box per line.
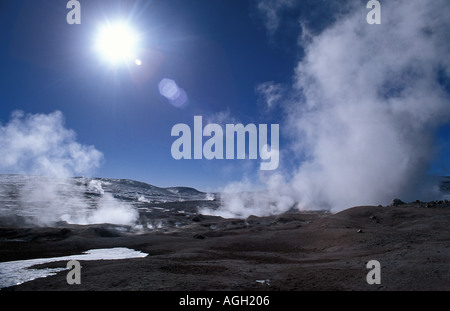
<box><xmin>0</xmin><ymin>111</ymin><xmax>138</xmax><ymax>226</ymax></box>
<box><xmin>0</xmin><ymin>111</ymin><xmax>102</xmax><ymax>177</ymax></box>
<box><xmin>205</xmin><ymin>0</ymin><xmax>450</xmax><ymax>217</ymax></box>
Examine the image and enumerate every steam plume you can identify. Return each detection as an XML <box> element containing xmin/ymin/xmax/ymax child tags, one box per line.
<box><xmin>211</xmin><ymin>0</ymin><xmax>450</xmax><ymax>217</ymax></box>
<box><xmin>0</xmin><ymin>110</ymin><xmax>138</xmax><ymax>226</ymax></box>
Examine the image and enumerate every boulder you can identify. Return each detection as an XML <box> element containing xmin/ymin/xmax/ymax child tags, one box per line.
<box><xmin>390</xmin><ymin>198</ymin><xmax>405</xmax><ymax>206</ymax></box>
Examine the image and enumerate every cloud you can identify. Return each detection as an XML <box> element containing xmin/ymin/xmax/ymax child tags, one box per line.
<box><xmin>212</xmin><ymin>0</ymin><xmax>450</xmax><ymax>217</ymax></box>
<box><xmin>256</xmin><ymin>81</ymin><xmax>285</xmax><ymax>111</ymax></box>
<box><xmin>204</xmin><ymin>108</ymin><xmax>241</xmax><ymax>125</ymax></box>
<box><xmin>255</xmin><ymin>0</ymin><xmax>296</xmax><ymax>35</ymax></box>
<box><xmin>254</xmin><ymin>0</ymin><xmax>351</xmax><ymax>40</ymax></box>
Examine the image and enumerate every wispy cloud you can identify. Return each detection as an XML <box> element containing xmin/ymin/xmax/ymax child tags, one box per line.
<box><xmin>255</xmin><ymin>0</ymin><xmax>296</xmax><ymax>35</ymax></box>
<box><xmin>255</xmin><ymin>81</ymin><xmax>285</xmax><ymax>111</ymax></box>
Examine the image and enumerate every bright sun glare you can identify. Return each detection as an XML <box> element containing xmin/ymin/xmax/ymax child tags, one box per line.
<box><xmin>95</xmin><ymin>22</ymin><xmax>141</xmax><ymax>66</ymax></box>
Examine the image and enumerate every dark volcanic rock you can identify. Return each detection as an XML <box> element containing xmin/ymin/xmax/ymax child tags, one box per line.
<box><xmin>193</xmin><ymin>234</ymin><xmax>205</xmax><ymax>239</ymax></box>
<box><xmin>390</xmin><ymin>198</ymin><xmax>405</xmax><ymax>206</ymax></box>
<box><xmin>1</xmin><ymin>202</ymin><xmax>449</xmax><ymax>291</ymax></box>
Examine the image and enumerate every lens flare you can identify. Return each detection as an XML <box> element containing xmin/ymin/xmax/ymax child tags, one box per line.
<box><xmin>158</xmin><ymin>78</ymin><xmax>188</xmax><ymax>108</ymax></box>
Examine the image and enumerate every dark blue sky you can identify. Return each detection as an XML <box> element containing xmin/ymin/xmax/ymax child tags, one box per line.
<box><xmin>0</xmin><ymin>0</ymin><xmax>300</xmax><ymax>190</ymax></box>
<box><xmin>1</xmin><ymin>0</ymin><xmax>449</xmax><ymax>193</ymax></box>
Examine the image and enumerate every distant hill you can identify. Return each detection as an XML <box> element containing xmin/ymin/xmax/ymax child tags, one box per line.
<box><xmin>165</xmin><ymin>187</ymin><xmax>205</xmax><ymax>196</ymax></box>
<box><xmin>0</xmin><ymin>174</ymin><xmax>210</xmax><ymax>206</ymax></box>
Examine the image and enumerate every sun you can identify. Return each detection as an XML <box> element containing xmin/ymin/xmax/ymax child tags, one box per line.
<box><xmin>95</xmin><ymin>22</ymin><xmax>141</xmax><ymax>66</ymax></box>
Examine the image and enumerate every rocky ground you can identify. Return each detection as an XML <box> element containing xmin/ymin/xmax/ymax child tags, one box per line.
<box><xmin>0</xmin><ymin>200</ymin><xmax>449</xmax><ymax>291</ymax></box>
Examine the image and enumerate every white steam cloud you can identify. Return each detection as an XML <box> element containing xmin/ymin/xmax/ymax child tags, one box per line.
<box><xmin>0</xmin><ymin>111</ymin><xmax>138</xmax><ymax>226</ymax></box>
<box><xmin>209</xmin><ymin>0</ymin><xmax>450</xmax><ymax>217</ymax></box>
<box><xmin>0</xmin><ymin>110</ymin><xmax>102</xmax><ymax>176</ymax></box>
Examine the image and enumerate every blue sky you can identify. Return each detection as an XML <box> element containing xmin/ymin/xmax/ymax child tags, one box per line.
<box><xmin>0</xmin><ymin>0</ymin><xmax>298</xmax><ymax>190</ymax></box>
<box><xmin>1</xmin><ymin>0</ymin><xmax>449</xmax><ymax>203</ymax></box>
